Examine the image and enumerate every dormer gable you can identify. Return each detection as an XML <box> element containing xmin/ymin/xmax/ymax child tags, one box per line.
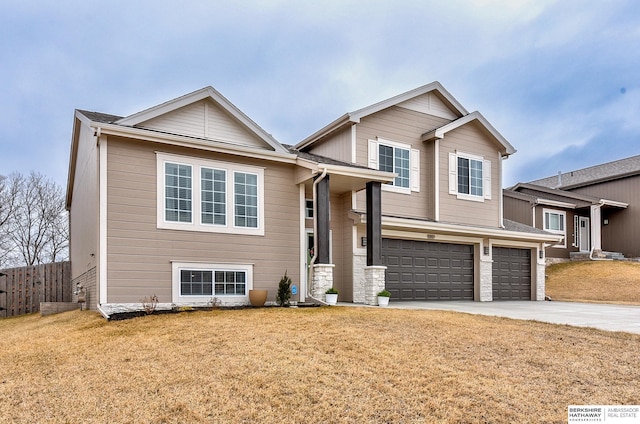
<box><xmin>115</xmin><ymin>87</ymin><xmax>288</xmax><ymax>154</ymax></box>
<box><xmin>295</xmin><ymin>81</ymin><xmax>467</xmax><ymax>150</ymax></box>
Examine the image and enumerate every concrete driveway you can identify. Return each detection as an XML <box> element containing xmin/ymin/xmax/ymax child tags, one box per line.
<box><xmin>381</xmin><ymin>301</ymin><xmax>640</xmax><ymax>334</ymax></box>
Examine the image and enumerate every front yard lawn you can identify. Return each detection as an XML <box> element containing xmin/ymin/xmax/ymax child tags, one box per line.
<box><xmin>1</xmin><ymin>308</ymin><xmax>638</xmax><ymax>423</ymax></box>
<box><xmin>546</xmin><ymin>261</ymin><xmax>640</xmax><ymax>304</ymax></box>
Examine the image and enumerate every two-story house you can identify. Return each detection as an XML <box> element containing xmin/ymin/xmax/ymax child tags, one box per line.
<box><xmin>66</xmin><ymin>82</ymin><xmax>560</xmax><ymax>317</ymax></box>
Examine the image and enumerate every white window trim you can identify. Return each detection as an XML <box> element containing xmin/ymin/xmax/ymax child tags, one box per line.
<box><xmin>543</xmin><ymin>208</ymin><xmax>567</xmax><ymax>248</ymax></box>
<box><xmin>448</xmin><ymin>151</ymin><xmax>491</xmax><ymax>202</ymax></box>
<box><xmin>172</xmin><ymin>262</ymin><xmax>253</xmax><ymax>304</ymax></box>
<box><xmin>368</xmin><ymin>137</ymin><xmax>420</xmax><ymax>194</ymax></box>
<box><xmin>305</xmin><ymin>199</ymin><xmax>313</xmax><ymax>219</ymax></box>
<box><xmin>157</xmin><ymin>152</ymin><xmax>265</xmax><ymax>235</ymax></box>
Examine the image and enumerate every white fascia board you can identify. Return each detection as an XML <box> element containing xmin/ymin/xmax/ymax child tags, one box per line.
<box><xmin>294</xmin><ymin>158</ymin><xmax>395</xmax><ymax>184</ymax></box>
<box><xmin>600</xmin><ymin>199</ymin><xmax>629</xmax><ymax>208</ymax></box>
<box><xmin>92</xmin><ymin>123</ymin><xmax>298</xmax><ymax>164</ymax></box>
<box><xmin>115</xmin><ymin>87</ymin><xmax>289</xmax><ymax>154</ymax></box>
<box><xmin>319</xmin><ymin>163</ymin><xmax>396</xmax><ymax>182</ymax></box>
<box><xmin>421</xmin><ymin>111</ymin><xmax>517</xmax><ymax>155</ymax></box>
<box><xmin>353</xmin><ymin>214</ymin><xmax>562</xmax><ymax>243</ymax></box>
<box><xmin>350</xmin><ymin>81</ymin><xmax>468</xmax><ymax>121</ymax></box>
<box><xmin>535</xmin><ymin>199</ymin><xmax>577</xmax><ymax>209</ymax></box>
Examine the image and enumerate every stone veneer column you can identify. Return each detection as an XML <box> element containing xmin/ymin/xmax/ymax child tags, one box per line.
<box><xmin>535</xmin><ymin>249</ymin><xmax>546</xmax><ymax>300</ymax></box>
<box><xmin>311</xmin><ymin>264</ymin><xmax>335</xmax><ymax>302</ymax></box>
<box><xmin>479</xmin><ymin>257</ymin><xmax>493</xmax><ymax>301</ymax></box>
<box><xmin>364</xmin><ymin>265</ymin><xmax>387</xmax><ymax>306</ymax></box>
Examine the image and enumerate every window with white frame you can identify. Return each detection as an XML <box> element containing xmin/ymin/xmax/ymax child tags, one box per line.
<box><xmin>448</xmin><ymin>152</ymin><xmax>491</xmax><ymax>201</ymax></box>
<box><xmin>157</xmin><ymin>153</ymin><xmax>264</xmax><ymax>235</ymax></box>
<box><xmin>543</xmin><ymin>209</ymin><xmax>566</xmax><ymax>248</ymax></box>
<box><xmin>165</xmin><ymin>163</ymin><xmax>193</xmax><ymax>222</ymax></box>
<box><xmin>172</xmin><ymin>262</ymin><xmax>252</xmax><ymax>303</ymax></box>
<box><xmin>368</xmin><ymin>138</ymin><xmax>419</xmax><ymax>193</ymax></box>
<box><xmin>305</xmin><ymin>199</ymin><xmax>313</xmax><ymax>219</ymax></box>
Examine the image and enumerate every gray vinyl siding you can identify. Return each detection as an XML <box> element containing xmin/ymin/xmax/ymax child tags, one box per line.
<box><xmin>137</xmin><ymin>99</ymin><xmax>269</xmax><ymax>150</ymax></box>
<box><xmin>571</xmin><ymin>176</ymin><xmax>640</xmax><ymax>257</ymax></box>
<box><xmin>438</xmin><ymin>122</ymin><xmax>500</xmax><ymax>227</ymax></box>
<box><xmin>537</xmin><ymin>207</ymin><xmax>579</xmax><ymax>259</ymax></box>
<box><xmin>105</xmin><ymin>137</ymin><xmax>300</xmax><ymax>304</ymax></box>
<box><xmin>503</xmin><ymin>195</ymin><xmax>533</xmax><ymax>226</ymax></box>
<box><xmin>306</xmin><ymin>126</ymin><xmax>353</xmax><ymax>163</ymax></box>
<box><xmin>355</xmin><ymin>106</ymin><xmax>450</xmax><ymax>220</ymax></box>
<box><xmin>69</xmin><ymin>122</ymin><xmax>99</xmax><ymax>282</ymax></box>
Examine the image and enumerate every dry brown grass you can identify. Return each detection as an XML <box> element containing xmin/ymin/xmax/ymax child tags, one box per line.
<box><xmin>1</xmin><ymin>308</ymin><xmax>639</xmax><ymax>423</ymax></box>
<box><xmin>546</xmin><ymin>261</ymin><xmax>640</xmax><ymax>304</ymax></box>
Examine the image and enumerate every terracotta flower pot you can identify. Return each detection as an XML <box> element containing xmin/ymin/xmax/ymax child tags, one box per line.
<box><xmin>249</xmin><ymin>289</ymin><xmax>268</xmax><ymax>307</ymax></box>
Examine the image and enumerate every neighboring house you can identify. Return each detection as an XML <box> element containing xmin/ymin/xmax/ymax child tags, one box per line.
<box><xmin>504</xmin><ymin>155</ymin><xmax>640</xmax><ymax>259</ymax></box>
<box><xmin>66</xmin><ymin>82</ymin><xmax>560</xmax><ymax>317</ymax></box>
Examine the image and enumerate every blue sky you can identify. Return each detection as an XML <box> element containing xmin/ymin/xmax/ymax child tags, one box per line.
<box><xmin>1</xmin><ymin>0</ymin><xmax>639</xmax><ymax>188</ymax></box>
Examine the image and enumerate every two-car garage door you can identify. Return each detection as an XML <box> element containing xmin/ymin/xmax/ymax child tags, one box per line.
<box><xmin>382</xmin><ymin>239</ymin><xmax>474</xmax><ymax>300</ymax></box>
<box><xmin>382</xmin><ymin>238</ymin><xmax>532</xmax><ymax>301</ymax></box>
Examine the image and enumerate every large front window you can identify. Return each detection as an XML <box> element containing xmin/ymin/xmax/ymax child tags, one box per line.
<box><xmin>165</xmin><ymin>163</ymin><xmax>192</xmax><ymax>222</ymax></box>
<box><xmin>157</xmin><ymin>153</ymin><xmax>264</xmax><ymax>235</ymax></box>
<box><xmin>234</xmin><ymin>172</ymin><xmax>258</xmax><ymax>228</ymax></box>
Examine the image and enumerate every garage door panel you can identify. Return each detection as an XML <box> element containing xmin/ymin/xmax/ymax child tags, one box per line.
<box><xmin>492</xmin><ymin>247</ymin><xmax>531</xmax><ymax>300</ymax></box>
<box><xmin>383</xmin><ymin>239</ymin><xmax>474</xmax><ymax>301</ymax></box>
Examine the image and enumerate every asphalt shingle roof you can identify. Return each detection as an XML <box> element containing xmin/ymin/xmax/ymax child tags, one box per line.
<box><xmin>529</xmin><ymin>155</ymin><xmax>640</xmax><ymax>189</ymax></box>
<box><xmin>77</xmin><ymin>110</ymin><xmax>123</xmax><ymax>124</ymax></box>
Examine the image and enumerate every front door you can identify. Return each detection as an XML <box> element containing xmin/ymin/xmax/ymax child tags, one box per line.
<box><xmin>579</xmin><ymin>217</ymin><xmax>590</xmax><ymax>252</ymax></box>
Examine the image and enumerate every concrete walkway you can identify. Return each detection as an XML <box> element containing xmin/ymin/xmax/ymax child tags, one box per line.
<box><xmin>356</xmin><ymin>301</ymin><xmax>640</xmax><ymax>334</ymax></box>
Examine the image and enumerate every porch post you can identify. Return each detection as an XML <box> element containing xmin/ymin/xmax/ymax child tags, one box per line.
<box><xmin>590</xmin><ymin>204</ymin><xmax>602</xmax><ymax>251</ymax></box>
<box><xmin>365</xmin><ymin>181</ymin><xmax>386</xmax><ymax>305</ymax></box>
<box><xmin>316</xmin><ymin>174</ymin><xmax>330</xmax><ymax>264</ymax></box>
<box><xmin>366</xmin><ymin>181</ymin><xmax>382</xmax><ymax>266</ymax></box>
<box><xmin>312</xmin><ymin>174</ymin><xmax>333</xmax><ymax>301</ymax></box>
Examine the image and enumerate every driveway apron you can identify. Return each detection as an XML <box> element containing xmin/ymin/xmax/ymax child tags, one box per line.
<box><xmin>382</xmin><ymin>301</ymin><xmax>640</xmax><ymax>334</ymax></box>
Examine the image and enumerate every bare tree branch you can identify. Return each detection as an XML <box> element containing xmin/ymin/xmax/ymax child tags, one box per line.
<box><xmin>0</xmin><ymin>172</ymin><xmax>68</xmax><ymax>267</ymax></box>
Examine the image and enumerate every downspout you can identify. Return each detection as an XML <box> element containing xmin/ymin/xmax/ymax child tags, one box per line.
<box><xmin>307</xmin><ymin>167</ymin><xmax>328</xmax><ymax>304</ymax></box>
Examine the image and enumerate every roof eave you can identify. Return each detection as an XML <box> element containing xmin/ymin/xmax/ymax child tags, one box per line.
<box><xmin>421</xmin><ymin>111</ymin><xmax>516</xmax><ymax>155</ymax></box>
<box><xmin>92</xmin><ymin>123</ymin><xmax>298</xmax><ymax>164</ymax></box>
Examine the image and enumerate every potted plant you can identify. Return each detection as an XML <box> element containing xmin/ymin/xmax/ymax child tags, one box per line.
<box><xmin>377</xmin><ymin>289</ymin><xmax>391</xmax><ymax>307</ymax></box>
<box><xmin>249</xmin><ymin>289</ymin><xmax>268</xmax><ymax>307</ymax></box>
<box><xmin>325</xmin><ymin>287</ymin><xmax>339</xmax><ymax>305</ymax></box>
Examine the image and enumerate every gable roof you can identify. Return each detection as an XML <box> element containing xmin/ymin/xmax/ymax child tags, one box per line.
<box><xmin>506</xmin><ymin>183</ymin><xmax>628</xmax><ymax>209</ymax></box>
<box><xmin>295</xmin><ymin>81</ymin><xmax>468</xmax><ymax>150</ymax></box>
<box><xmin>115</xmin><ymin>86</ymin><xmax>289</xmax><ymax>154</ymax></box>
<box><xmin>529</xmin><ymin>155</ymin><xmax>640</xmax><ymax>189</ymax></box>
<box><xmin>421</xmin><ymin>111</ymin><xmax>516</xmax><ymax>156</ymax></box>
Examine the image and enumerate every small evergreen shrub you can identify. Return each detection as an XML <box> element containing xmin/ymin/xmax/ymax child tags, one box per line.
<box><xmin>276</xmin><ymin>271</ymin><xmax>292</xmax><ymax>307</ymax></box>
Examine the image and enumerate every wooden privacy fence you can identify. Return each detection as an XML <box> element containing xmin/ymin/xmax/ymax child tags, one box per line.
<box><xmin>0</xmin><ymin>261</ymin><xmax>71</xmax><ymax>318</ymax></box>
